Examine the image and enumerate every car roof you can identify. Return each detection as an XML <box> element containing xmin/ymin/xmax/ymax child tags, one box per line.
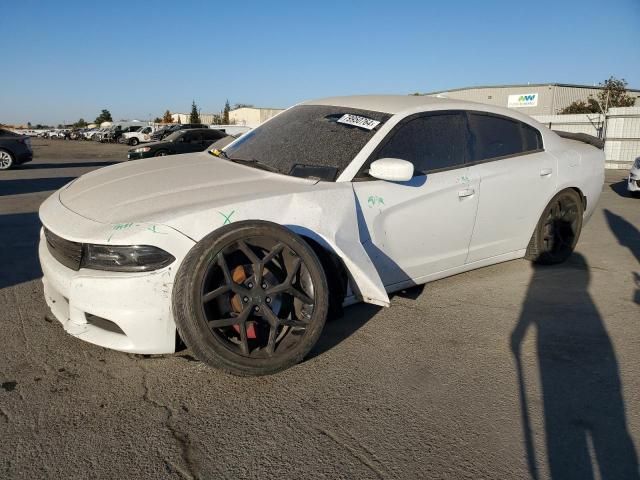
<box><xmin>301</xmin><ymin>95</ymin><xmax>473</xmax><ymax>114</ymax></box>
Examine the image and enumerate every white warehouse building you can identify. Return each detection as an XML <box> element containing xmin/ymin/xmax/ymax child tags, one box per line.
<box><xmin>425</xmin><ymin>83</ymin><xmax>640</xmax><ymax>115</ymax></box>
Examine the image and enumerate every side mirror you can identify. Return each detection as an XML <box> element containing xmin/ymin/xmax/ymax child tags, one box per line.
<box><xmin>369</xmin><ymin>158</ymin><xmax>414</xmax><ymax>182</ymax></box>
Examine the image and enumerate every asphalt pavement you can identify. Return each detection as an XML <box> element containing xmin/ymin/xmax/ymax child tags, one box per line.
<box><xmin>1</xmin><ymin>141</ymin><xmax>639</xmax><ymax>479</ymax></box>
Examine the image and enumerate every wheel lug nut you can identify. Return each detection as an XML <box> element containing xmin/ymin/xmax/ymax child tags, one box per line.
<box><xmin>262</xmin><ymin>283</ymin><xmax>267</xmax><ymax>289</ymax></box>
<box><xmin>243</xmin><ymin>297</ymin><xmax>249</xmax><ymax>302</ymax></box>
<box><xmin>248</xmin><ymin>282</ymin><xmax>253</xmax><ymax>288</ymax></box>
<box><xmin>266</xmin><ymin>297</ymin><xmax>271</xmax><ymax>304</ymax></box>
<box><xmin>254</xmin><ymin>306</ymin><xmax>260</xmax><ymax>312</ymax></box>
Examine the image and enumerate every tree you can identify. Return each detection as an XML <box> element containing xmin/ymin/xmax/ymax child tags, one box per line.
<box><xmin>560</xmin><ymin>76</ymin><xmax>636</xmax><ymax>114</ymax></box>
<box><xmin>153</xmin><ymin>117</ymin><xmax>163</xmax><ymax>123</ymax></box>
<box><xmin>73</xmin><ymin>118</ymin><xmax>88</xmax><ymax>128</ymax></box>
<box><xmin>162</xmin><ymin>110</ymin><xmax>173</xmax><ymax>123</ymax></box>
<box><xmin>223</xmin><ymin>99</ymin><xmax>231</xmax><ymax>124</ymax></box>
<box><xmin>189</xmin><ymin>100</ymin><xmax>201</xmax><ymax>124</ymax></box>
<box><xmin>27</xmin><ymin>122</ymin><xmax>32</xmax><ymax>128</ymax></box>
<box><xmin>233</xmin><ymin>103</ymin><xmax>254</xmax><ymax>109</ymax></box>
<box><xmin>95</xmin><ymin>109</ymin><xmax>113</xmax><ymax>124</ymax></box>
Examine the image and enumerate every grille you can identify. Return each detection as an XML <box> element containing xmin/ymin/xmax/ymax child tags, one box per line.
<box><xmin>44</xmin><ymin>228</ymin><xmax>83</xmax><ymax>271</ymax></box>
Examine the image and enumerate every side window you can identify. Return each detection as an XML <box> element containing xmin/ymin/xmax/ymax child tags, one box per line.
<box><xmin>468</xmin><ymin>113</ymin><xmax>523</xmax><ymax>161</ymax></box>
<box><xmin>371</xmin><ymin>112</ymin><xmax>469</xmax><ymax>174</ymax></box>
<box><xmin>188</xmin><ymin>133</ymin><xmax>203</xmax><ymax>143</ymax></box>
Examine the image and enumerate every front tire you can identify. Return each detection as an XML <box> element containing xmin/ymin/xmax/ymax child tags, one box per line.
<box><xmin>0</xmin><ymin>149</ymin><xmax>15</xmax><ymax>170</ymax></box>
<box><xmin>525</xmin><ymin>189</ymin><xmax>583</xmax><ymax>265</ymax></box>
<box><xmin>129</xmin><ymin>138</ymin><xmax>139</xmax><ymax>146</ymax></box>
<box><xmin>172</xmin><ymin>220</ymin><xmax>329</xmax><ymax>376</ymax></box>
<box><xmin>154</xmin><ymin>150</ymin><xmax>169</xmax><ymax>157</ymax></box>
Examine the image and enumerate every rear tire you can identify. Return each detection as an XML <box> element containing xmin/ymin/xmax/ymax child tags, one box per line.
<box><xmin>172</xmin><ymin>220</ymin><xmax>329</xmax><ymax>376</ymax></box>
<box><xmin>129</xmin><ymin>138</ymin><xmax>139</xmax><ymax>146</ymax></box>
<box><xmin>0</xmin><ymin>149</ymin><xmax>15</xmax><ymax>170</ymax></box>
<box><xmin>525</xmin><ymin>189</ymin><xmax>583</xmax><ymax>265</ymax></box>
<box><xmin>155</xmin><ymin>150</ymin><xmax>169</xmax><ymax>157</ymax></box>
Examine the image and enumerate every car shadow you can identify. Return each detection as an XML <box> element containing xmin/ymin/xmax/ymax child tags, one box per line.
<box><xmin>0</xmin><ymin>212</ymin><xmax>42</xmax><ymax>289</ymax></box>
<box><xmin>18</xmin><ymin>161</ymin><xmax>118</xmax><ymax>170</ymax></box>
<box><xmin>511</xmin><ymin>253</ymin><xmax>639</xmax><ymax>479</ymax></box>
<box><xmin>0</xmin><ymin>177</ymin><xmax>76</xmax><ymax>196</ymax></box>
<box><xmin>609</xmin><ymin>179</ymin><xmax>636</xmax><ymax>198</ymax></box>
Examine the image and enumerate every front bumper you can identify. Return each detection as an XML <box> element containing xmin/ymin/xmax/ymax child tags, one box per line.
<box><xmin>39</xmin><ymin>232</ymin><xmax>177</xmax><ymax>354</ymax></box>
<box><xmin>628</xmin><ymin>173</ymin><xmax>640</xmax><ymax>192</ymax></box>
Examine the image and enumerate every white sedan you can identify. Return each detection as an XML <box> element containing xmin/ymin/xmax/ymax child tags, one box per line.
<box><xmin>628</xmin><ymin>157</ymin><xmax>640</xmax><ymax>197</ymax></box>
<box><xmin>39</xmin><ymin>96</ymin><xmax>605</xmax><ymax>375</ymax></box>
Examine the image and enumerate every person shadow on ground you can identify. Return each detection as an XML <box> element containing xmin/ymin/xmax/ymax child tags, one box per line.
<box><xmin>511</xmin><ymin>253</ymin><xmax>639</xmax><ymax>479</ymax></box>
<box><xmin>604</xmin><ymin>209</ymin><xmax>640</xmax><ymax>305</ymax></box>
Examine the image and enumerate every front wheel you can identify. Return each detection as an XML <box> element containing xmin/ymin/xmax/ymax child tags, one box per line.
<box><xmin>129</xmin><ymin>138</ymin><xmax>139</xmax><ymax>146</ymax></box>
<box><xmin>173</xmin><ymin>221</ymin><xmax>329</xmax><ymax>376</ymax></box>
<box><xmin>525</xmin><ymin>189</ymin><xmax>584</xmax><ymax>265</ymax></box>
<box><xmin>0</xmin><ymin>149</ymin><xmax>14</xmax><ymax>170</ymax></box>
<box><xmin>154</xmin><ymin>150</ymin><xmax>169</xmax><ymax>157</ymax></box>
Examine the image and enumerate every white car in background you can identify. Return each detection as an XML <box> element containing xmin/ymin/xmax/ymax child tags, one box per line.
<box><xmin>628</xmin><ymin>157</ymin><xmax>640</xmax><ymax>197</ymax></box>
<box><xmin>39</xmin><ymin>95</ymin><xmax>604</xmax><ymax>375</ymax></box>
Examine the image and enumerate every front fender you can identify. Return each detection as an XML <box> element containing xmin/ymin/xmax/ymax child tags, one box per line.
<box><xmin>165</xmin><ymin>182</ymin><xmax>390</xmax><ymax>307</ymax></box>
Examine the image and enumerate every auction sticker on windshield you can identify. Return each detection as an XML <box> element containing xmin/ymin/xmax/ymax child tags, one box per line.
<box><xmin>337</xmin><ymin>114</ymin><xmax>381</xmax><ymax>130</ymax></box>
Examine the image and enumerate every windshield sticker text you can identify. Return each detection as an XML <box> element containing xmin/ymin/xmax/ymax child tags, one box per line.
<box><xmin>367</xmin><ymin>195</ymin><xmax>385</xmax><ymax>208</ymax></box>
<box><xmin>219</xmin><ymin>210</ymin><xmax>236</xmax><ymax>225</ymax></box>
<box><xmin>337</xmin><ymin>114</ymin><xmax>381</xmax><ymax>131</ymax></box>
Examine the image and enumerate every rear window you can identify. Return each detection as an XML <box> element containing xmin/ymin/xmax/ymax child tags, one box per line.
<box><xmin>222</xmin><ymin>105</ymin><xmax>390</xmax><ymax>180</ymax></box>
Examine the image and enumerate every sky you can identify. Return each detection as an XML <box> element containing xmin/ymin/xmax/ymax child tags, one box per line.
<box><xmin>1</xmin><ymin>0</ymin><xmax>639</xmax><ymax>125</ymax></box>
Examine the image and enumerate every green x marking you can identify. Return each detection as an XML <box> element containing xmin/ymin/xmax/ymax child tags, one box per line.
<box><xmin>219</xmin><ymin>210</ymin><xmax>235</xmax><ymax>225</ymax></box>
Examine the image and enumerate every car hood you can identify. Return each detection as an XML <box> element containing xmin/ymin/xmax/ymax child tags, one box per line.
<box><xmin>59</xmin><ymin>152</ymin><xmax>317</xmax><ymax>224</ymax></box>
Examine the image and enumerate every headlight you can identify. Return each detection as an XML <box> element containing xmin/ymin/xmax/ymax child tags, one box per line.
<box><xmin>133</xmin><ymin>146</ymin><xmax>151</xmax><ymax>153</ymax></box>
<box><xmin>82</xmin><ymin>244</ymin><xmax>175</xmax><ymax>272</ymax></box>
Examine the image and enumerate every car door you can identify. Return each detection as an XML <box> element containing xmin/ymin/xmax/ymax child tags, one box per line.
<box><xmin>465</xmin><ymin>112</ymin><xmax>557</xmax><ymax>262</ymax></box>
<box><xmin>352</xmin><ymin>111</ymin><xmax>480</xmax><ymax>287</ymax></box>
<box><xmin>179</xmin><ymin>132</ymin><xmax>203</xmax><ymax>153</ymax></box>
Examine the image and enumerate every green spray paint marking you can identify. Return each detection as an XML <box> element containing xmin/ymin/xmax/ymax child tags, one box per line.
<box><xmin>107</xmin><ymin>223</ymin><xmax>135</xmax><ymax>242</ymax></box>
<box><xmin>219</xmin><ymin>210</ymin><xmax>235</xmax><ymax>225</ymax></box>
<box><xmin>147</xmin><ymin>225</ymin><xmax>168</xmax><ymax>234</ymax></box>
<box><xmin>367</xmin><ymin>195</ymin><xmax>384</xmax><ymax>208</ymax></box>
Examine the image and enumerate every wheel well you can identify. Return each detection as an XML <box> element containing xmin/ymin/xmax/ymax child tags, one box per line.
<box><xmin>569</xmin><ymin>187</ymin><xmax>587</xmax><ymax>212</ymax></box>
<box><xmin>299</xmin><ymin>235</ymin><xmax>348</xmax><ymax>318</ymax></box>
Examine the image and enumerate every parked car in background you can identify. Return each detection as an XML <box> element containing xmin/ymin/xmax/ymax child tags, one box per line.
<box><xmin>123</xmin><ymin>125</ymin><xmax>157</xmax><ymax>146</ymax></box>
<box><xmin>128</xmin><ymin>128</ymin><xmax>227</xmax><ymax>159</ymax></box>
<box><xmin>0</xmin><ymin>128</ymin><xmax>33</xmax><ymax>170</ymax></box>
<box><xmin>39</xmin><ymin>96</ymin><xmax>605</xmax><ymax>375</ymax></box>
<box><xmin>150</xmin><ymin>123</ymin><xmax>209</xmax><ymax>141</ymax></box>
<box><xmin>628</xmin><ymin>157</ymin><xmax>640</xmax><ymax>197</ymax></box>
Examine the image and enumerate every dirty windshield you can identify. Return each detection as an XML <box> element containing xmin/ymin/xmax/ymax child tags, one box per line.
<box><xmin>221</xmin><ymin>105</ymin><xmax>390</xmax><ymax>181</ymax></box>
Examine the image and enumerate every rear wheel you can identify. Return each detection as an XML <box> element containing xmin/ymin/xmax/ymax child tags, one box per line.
<box><xmin>129</xmin><ymin>138</ymin><xmax>139</xmax><ymax>146</ymax></box>
<box><xmin>173</xmin><ymin>220</ymin><xmax>329</xmax><ymax>376</ymax></box>
<box><xmin>525</xmin><ymin>189</ymin><xmax>583</xmax><ymax>265</ymax></box>
<box><xmin>155</xmin><ymin>150</ymin><xmax>169</xmax><ymax>157</ymax></box>
<box><xmin>0</xmin><ymin>149</ymin><xmax>14</xmax><ymax>170</ymax></box>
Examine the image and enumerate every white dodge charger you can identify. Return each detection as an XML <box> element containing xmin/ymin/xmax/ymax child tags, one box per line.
<box><xmin>39</xmin><ymin>96</ymin><xmax>605</xmax><ymax>375</ymax></box>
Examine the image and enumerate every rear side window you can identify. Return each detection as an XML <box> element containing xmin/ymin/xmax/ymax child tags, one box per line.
<box><xmin>368</xmin><ymin>112</ymin><xmax>469</xmax><ymax>174</ymax></box>
<box><xmin>468</xmin><ymin>113</ymin><xmax>543</xmax><ymax>162</ymax></box>
<box><xmin>522</xmin><ymin>123</ymin><xmax>542</xmax><ymax>151</ymax></box>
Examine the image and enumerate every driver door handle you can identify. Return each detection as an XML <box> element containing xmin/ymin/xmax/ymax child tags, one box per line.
<box><xmin>540</xmin><ymin>168</ymin><xmax>553</xmax><ymax>177</ymax></box>
<box><xmin>458</xmin><ymin>188</ymin><xmax>475</xmax><ymax>198</ymax></box>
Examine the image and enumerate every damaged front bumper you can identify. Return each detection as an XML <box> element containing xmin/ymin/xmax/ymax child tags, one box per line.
<box><xmin>39</xmin><ymin>231</ymin><xmax>178</xmax><ymax>354</ymax></box>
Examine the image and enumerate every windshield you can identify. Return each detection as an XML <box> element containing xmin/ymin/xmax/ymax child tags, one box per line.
<box><xmin>221</xmin><ymin>105</ymin><xmax>390</xmax><ymax>181</ymax></box>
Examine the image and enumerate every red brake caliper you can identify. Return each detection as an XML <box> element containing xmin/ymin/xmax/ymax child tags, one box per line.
<box><xmin>230</xmin><ymin>266</ymin><xmax>257</xmax><ymax>339</ymax></box>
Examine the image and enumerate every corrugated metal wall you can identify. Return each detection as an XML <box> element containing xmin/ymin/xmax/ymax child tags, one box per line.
<box><xmin>532</xmin><ymin>107</ymin><xmax>640</xmax><ymax>168</ymax></box>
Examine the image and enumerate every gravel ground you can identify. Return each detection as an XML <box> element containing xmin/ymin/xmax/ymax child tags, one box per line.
<box><xmin>1</xmin><ymin>142</ymin><xmax>639</xmax><ymax>479</ymax></box>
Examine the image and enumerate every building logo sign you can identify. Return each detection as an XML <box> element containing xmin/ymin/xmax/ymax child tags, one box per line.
<box><xmin>507</xmin><ymin>93</ymin><xmax>538</xmax><ymax>108</ymax></box>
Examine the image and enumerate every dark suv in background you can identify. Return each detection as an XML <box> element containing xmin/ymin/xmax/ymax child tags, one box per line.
<box><xmin>127</xmin><ymin>128</ymin><xmax>227</xmax><ymax>160</ymax></box>
<box><xmin>150</xmin><ymin>123</ymin><xmax>209</xmax><ymax>141</ymax></box>
<box><xmin>0</xmin><ymin>128</ymin><xmax>33</xmax><ymax>170</ymax></box>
